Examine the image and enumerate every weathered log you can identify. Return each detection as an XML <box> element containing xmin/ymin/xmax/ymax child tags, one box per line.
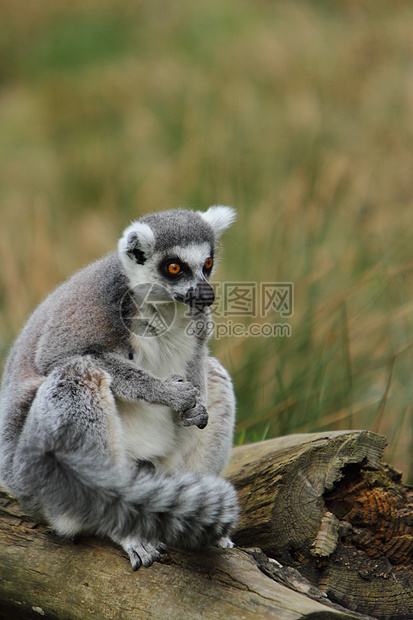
<box><xmin>226</xmin><ymin>430</ymin><xmax>413</xmax><ymax>620</ymax></box>
<box><xmin>0</xmin><ymin>489</ymin><xmax>368</xmax><ymax>620</ymax></box>
<box><xmin>0</xmin><ymin>430</ymin><xmax>410</xmax><ymax>619</ymax></box>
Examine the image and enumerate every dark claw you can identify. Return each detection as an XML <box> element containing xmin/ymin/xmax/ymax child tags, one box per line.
<box><xmin>128</xmin><ymin>548</ymin><xmax>142</xmax><ymax>571</ymax></box>
<box><xmin>126</xmin><ymin>542</ymin><xmax>166</xmax><ymax>570</ymax></box>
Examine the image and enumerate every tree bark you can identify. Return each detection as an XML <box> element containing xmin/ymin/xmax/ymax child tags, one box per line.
<box><xmin>0</xmin><ymin>489</ymin><xmax>367</xmax><ymax>620</ymax></box>
<box><xmin>0</xmin><ymin>430</ymin><xmax>410</xmax><ymax>619</ymax></box>
<box><xmin>226</xmin><ymin>430</ymin><xmax>413</xmax><ymax>620</ymax></box>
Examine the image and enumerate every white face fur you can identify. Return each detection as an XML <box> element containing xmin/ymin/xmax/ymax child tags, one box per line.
<box><xmin>117</xmin><ymin>206</ymin><xmax>236</xmax><ymax>306</ymax></box>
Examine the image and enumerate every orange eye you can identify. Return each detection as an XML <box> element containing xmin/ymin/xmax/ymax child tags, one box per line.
<box><xmin>168</xmin><ymin>263</ymin><xmax>181</xmax><ymax>275</ymax></box>
<box><xmin>204</xmin><ymin>257</ymin><xmax>213</xmax><ymax>271</ymax></box>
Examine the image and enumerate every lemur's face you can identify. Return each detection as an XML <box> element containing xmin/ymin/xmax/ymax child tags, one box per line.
<box><xmin>155</xmin><ymin>241</ymin><xmax>215</xmax><ymax>308</ymax></box>
<box><xmin>118</xmin><ymin>206</ymin><xmax>236</xmax><ymax>310</ymax></box>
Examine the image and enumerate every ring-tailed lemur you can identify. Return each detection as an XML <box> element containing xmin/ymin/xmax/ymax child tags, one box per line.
<box><xmin>0</xmin><ymin>206</ymin><xmax>239</xmax><ymax>570</ymax></box>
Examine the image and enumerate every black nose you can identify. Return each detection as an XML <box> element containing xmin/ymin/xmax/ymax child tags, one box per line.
<box><xmin>184</xmin><ymin>282</ymin><xmax>215</xmax><ymax>308</ymax></box>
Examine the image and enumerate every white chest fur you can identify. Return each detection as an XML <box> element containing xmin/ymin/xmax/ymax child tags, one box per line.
<box><xmin>116</xmin><ymin>307</ymin><xmax>198</xmax><ymax>468</ymax></box>
<box><xmin>130</xmin><ymin>308</ymin><xmax>196</xmax><ymax>379</ymax></box>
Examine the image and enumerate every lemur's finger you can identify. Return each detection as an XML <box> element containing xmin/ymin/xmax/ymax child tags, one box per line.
<box><xmin>182</xmin><ymin>404</ymin><xmax>209</xmax><ymax>428</ymax></box>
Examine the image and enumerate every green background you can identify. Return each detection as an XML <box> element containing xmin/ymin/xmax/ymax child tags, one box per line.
<box><xmin>1</xmin><ymin>0</ymin><xmax>413</xmax><ymax>478</ymax></box>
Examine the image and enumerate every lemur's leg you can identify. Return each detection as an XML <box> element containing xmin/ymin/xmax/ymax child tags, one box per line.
<box><xmin>12</xmin><ymin>356</ymin><xmax>238</xmax><ymax>570</ymax></box>
<box><xmin>182</xmin><ymin>356</ymin><xmax>236</xmax><ymax>549</ymax></box>
<box><xmin>13</xmin><ymin>357</ymin><xmax>122</xmax><ymax>533</ymax></box>
<box><xmin>183</xmin><ymin>356</ymin><xmax>235</xmax><ymax>476</ymax></box>
<box><xmin>12</xmin><ymin>357</ymin><xmax>166</xmax><ymax>568</ymax></box>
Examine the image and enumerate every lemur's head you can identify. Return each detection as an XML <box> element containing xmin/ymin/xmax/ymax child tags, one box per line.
<box><xmin>118</xmin><ymin>206</ymin><xmax>236</xmax><ymax>308</ymax></box>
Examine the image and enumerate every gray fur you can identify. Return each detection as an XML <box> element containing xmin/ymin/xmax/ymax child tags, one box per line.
<box><xmin>0</xmin><ymin>206</ymin><xmax>238</xmax><ymax>570</ymax></box>
<box><xmin>140</xmin><ymin>209</ymin><xmax>215</xmax><ymax>252</ymax></box>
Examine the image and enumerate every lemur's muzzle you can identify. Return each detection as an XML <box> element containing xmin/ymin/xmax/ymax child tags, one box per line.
<box><xmin>183</xmin><ymin>282</ymin><xmax>215</xmax><ymax>308</ymax></box>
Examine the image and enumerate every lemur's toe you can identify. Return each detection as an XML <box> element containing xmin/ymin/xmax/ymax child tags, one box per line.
<box><xmin>216</xmin><ymin>536</ymin><xmax>235</xmax><ymax>549</ymax></box>
<box><xmin>127</xmin><ymin>547</ymin><xmax>142</xmax><ymax>571</ymax></box>
<box><xmin>123</xmin><ymin>539</ymin><xmax>166</xmax><ymax>570</ymax></box>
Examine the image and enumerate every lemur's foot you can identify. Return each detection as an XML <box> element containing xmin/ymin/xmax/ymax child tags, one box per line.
<box><xmin>119</xmin><ymin>537</ymin><xmax>167</xmax><ymax>570</ymax></box>
<box><xmin>216</xmin><ymin>536</ymin><xmax>235</xmax><ymax>549</ymax></box>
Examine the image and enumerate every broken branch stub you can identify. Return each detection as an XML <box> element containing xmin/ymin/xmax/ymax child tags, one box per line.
<box><xmin>226</xmin><ymin>431</ymin><xmax>413</xmax><ymax>619</ymax></box>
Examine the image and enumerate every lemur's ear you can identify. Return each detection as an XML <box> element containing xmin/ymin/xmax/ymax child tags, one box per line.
<box><xmin>199</xmin><ymin>205</ymin><xmax>237</xmax><ymax>239</ymax></box>
<box><xmin>118</xmin><ymin>222</ymin><xmax>155</xmax><ymax>265</ymax></box>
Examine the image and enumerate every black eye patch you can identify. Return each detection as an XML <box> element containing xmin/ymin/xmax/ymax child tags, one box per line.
<box><xmin>159</xmin><ymin>257</ymin><xmax>192</xmax><ymax>279</ymax></box>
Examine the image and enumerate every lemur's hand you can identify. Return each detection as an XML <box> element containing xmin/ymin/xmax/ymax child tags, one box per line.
<box><xmin>162</xmin><ymin>375</ymin><xmax>198</xmax><ymax>412</ymax></box>
<box><xmin>181</xmin><ymin>402</ymin><xmax>209</xmax><ymax>429</ymax></box>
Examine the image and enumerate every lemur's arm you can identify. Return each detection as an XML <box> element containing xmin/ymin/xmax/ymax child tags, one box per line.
<box><xmin>97</xmin><ymin>352</ymin><xmax>198</xmax><ymax>413</ymax></box>
<box><xmin>179</xmin><ymin>309</ymin><xmax>211</xmax><ymax>429</ymax></box>
<box><xmin>181</xmin><ymin>343</ymin><xmax>208</xmax><ymax>428</ymax></box>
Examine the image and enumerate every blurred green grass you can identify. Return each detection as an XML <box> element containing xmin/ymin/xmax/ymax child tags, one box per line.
<box><xmin>2</xmin><ymin>0</ymin><xmax>413</xmax><ymax>476</ymax></box>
